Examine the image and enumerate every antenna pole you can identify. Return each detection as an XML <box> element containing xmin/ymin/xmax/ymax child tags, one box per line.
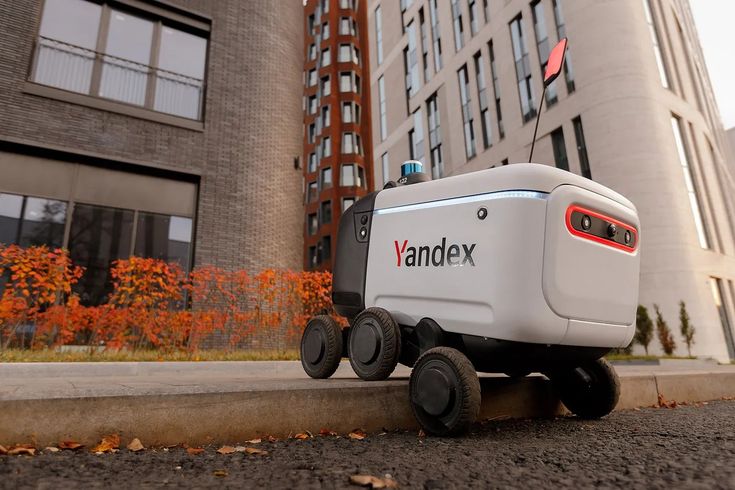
<box><xmin>528</xmin><ymin>84</ymin><xmax>547</xmax><ymax>162</ymax></box>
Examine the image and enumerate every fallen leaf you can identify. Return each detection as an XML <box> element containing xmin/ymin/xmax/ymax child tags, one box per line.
<box><xmin>58</xmin><ymin>440</ymin><xmax>84</xmax><ymax>451</ymax></box>
<box><xmin>0</xmin><ymin>445</ymin><xmax>7</xmax><ymax>455</ymax></box>
<box><xmin>187</xmin><ymin>447</ymin><xmax>205</xmax><ymax>455</ymax></box>
<box><xmin>319</xmin><ymin>428</ymin><xmax>338</xmax><ymax>437</ymax></box>
<box><xmin>213</xmin><ymin>469</ymin><xmax>228</xmax><ymax>477</ymax></box>
<box><xmin>8</xmin><ymin>444</ymin><xmax>36</xmax><ymax>456</ymax></box>
<box><xmin>246</xmin><ymin>438</ymin><xmax>262</xmax><ymax>444</ymax></box>
<box><xmin>417</xmin><ymin>430</ymin><xmax>426</xmax><ymax>438</ymax></box>
<box><xmin>217</xmin><ymin>446</ymin><xmax>236</xmax><ymax>455</ymax></box>
<box><xmin>348</xmin><ymin>429</ymin><xmax>367</xmax><ymax>440</ymax></box>
<box><xmin>293</xmin><ymin>433</ymin><xmax>310</xmax><ymax>440</ymax></box>
<box><xmin>92</xmin><ymin>434</ymin><xmax>120</xmax><ymax>453</ymax></box>
<box><xmin>244</xmin><ymin>447</ymin><xmax>268</xmax><ymax>456</ymax></box>
<box><xmin>349</xmin><ymin>474</ymin><xmax>398</xmax><ymax>488</ymax></box>
<box><xmin>127</xmin><ymin>438</ymin><xmax>145</xmax><ymax>452</ymax></box>
<box><xmin>266</xmin><ymin>435</ymin><xmax>279</xmax><ymax>443</ymax></box>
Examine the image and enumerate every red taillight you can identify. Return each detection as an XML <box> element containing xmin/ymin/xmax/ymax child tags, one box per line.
<box><xmin>565</xmin><ymin>205</ymin><xmax>638</xmax><ymax>253</ymax></box>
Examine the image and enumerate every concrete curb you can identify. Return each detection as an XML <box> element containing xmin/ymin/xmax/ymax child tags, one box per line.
<box><xmin>1</xmin><ymin>370</ymin><xmax>734</xmax><ymax>447</ymax></box>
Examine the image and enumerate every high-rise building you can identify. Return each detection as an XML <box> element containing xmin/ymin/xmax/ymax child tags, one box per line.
<box><xmin>368</xmin><ymin>0</ymin><xmax>735</xmax><ymax>361</ymax></box>
<box><xmin>303</xmin><ymin>0</ymin><xmax>375</xmax><ymax>271</ymax></box>
<box><xmin>0</xmin><ymin>0</ymin><xmax>304</xmax><ymax>304</ymax></box>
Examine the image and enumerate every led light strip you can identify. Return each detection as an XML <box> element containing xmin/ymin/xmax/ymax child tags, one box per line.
<box><xmin>374</xmin><ymin>190</ymin><xmax>549</xmax><ymax>215</ymax></box>
<box><xmin>565</xmin><ymin>204</ymin><xmax>638</xmax><ymax>253</ymax></box>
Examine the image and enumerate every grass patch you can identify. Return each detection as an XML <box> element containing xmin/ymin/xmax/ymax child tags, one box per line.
<box><xmin>0</xmin><ymin>348</ymin><xmax>300</xmax><ymax>363</ymax></box>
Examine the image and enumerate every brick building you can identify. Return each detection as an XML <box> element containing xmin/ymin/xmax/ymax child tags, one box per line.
<box><xmin>303</xmin><ymin>0</ymin><xmax>375</xmax><ymax>271</ymax></box>
<box><xmin>0</xmin><ymin>0</ymin><xmax>304</xmax><ymax>304</ymax></box>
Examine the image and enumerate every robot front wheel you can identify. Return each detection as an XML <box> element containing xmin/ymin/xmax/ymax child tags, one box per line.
<box><xmin>347</xmin><ymin>307</ymin><xmax>402</xmax><ymax>381</ymax></box>
<box><xmin>409</xmin><ymin>347</ymin><xmax>481</xmax><ymax>436</ymax></box>
<box><xmin>300</xmin><ymin>315</ymin><xmax>343</xmax><ymax>379</ymax></box>
<box><xmin>549</xmin><ymin>358</ymin><xmax>621</xmax><ymax>419</ymax></box>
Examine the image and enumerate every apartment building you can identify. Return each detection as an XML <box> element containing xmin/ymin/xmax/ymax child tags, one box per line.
<box><xmin>368</xmin><ymin>0</ymin><xmax>735</xmax><ymax>360</ymax></box>
<box><xmin>303</xmin><ymin>0</ymin><xmax>375</xmax><ymax>271</ymax></box>
<box><xmin>0</xmin><ymin>0</ymin><xmax>304</xmax><ymax>304</ymax></box>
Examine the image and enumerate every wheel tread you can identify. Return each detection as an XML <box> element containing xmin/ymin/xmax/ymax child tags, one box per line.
<box><xmin>301</xmin><ymin>315</ymin><xmax>343</xmax><ymax>379</ymax></box>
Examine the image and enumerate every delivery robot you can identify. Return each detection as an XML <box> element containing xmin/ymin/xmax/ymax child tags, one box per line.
<box><xmin>299</xmin><ymin>39</ymin><xmax>640</xmax><ymax>435</ymax></box>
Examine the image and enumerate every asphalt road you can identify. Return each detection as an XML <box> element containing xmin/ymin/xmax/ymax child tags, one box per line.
<box><xmin>2</xmin><ymin>401</ymin><xmax>734</xmax><ymax>489</ymax></box>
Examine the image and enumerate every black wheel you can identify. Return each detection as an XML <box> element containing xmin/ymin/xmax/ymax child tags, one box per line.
<box><xmin>300</xmin><ymin>315</ymin><xmax>343</xmax><ymax>379</ymax></box>
<box><xmin>348</xmin><ymin>307</ymin><xmax>401</xmax><ymax>381</ymax></box>
<box><xmin>409</xmin><ymin>347</ymin><xmax>481</xmax><ymax>436</ymax></box>
<box><xmin>550</xmin><ymin>358</ymin><xmax>620</xmax><ymax>419</ymax></box>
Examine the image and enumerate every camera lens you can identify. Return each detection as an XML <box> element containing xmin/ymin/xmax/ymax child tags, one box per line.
<box><xmin>581</xmin><ymin>215</ymin><xmax>592</xmax><ymax>230</ymax></box>
<box><xmin>607</xmin><ymin>223</ymin><xmax>617</xmax><ymax>238</ymax></box>
<box><xmin>624</xmin><ymin>230</ymin><xmax>632</xmax><ymax>244</ymax></box>
<box><xmin>359</xmin><ymin>227</ymin><xmax>367</xmax><ymax>239</ymax></box>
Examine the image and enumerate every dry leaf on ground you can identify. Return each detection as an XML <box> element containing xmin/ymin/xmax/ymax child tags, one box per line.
<box><xmin>127</xmin><ymin>438</ymin><xmax>145</xmax><ymax>452</ymax></box>
<box><xmin>93</xmin><ymin>434</ymin><xmax>120</xmax><ymax>453</ymax></box>
<box><xmin>293</xmin><ymin>432</ymin><xmax>311</xmax><ymax>440</ymax></box>
<box><xmin>266</xmin><ymin>435</ymin><xmax>279</xmax><ymax>443</ymax></box>
<box><xmin>319</xmin><ymin>428</ymin><xmax>338</xmax><ymax>437</ymax></box>
<box><xmin>186</xmin><ymin>447</ymin><xmax>205</xmax><ymax>455</ymax></box>
<box><xmin>349</xmin><ymin>474</ymin><xmax>398</xmax><ymax>488</ymax></box>
<box><xmin>0</xmin><ymin>445</ymin><xmax>8</xmax><ymax>455</ymax></box>
<box><xmin>7</xmin><ymin>445</ymin><xmax>36</xmax><ymax>456</ymax></box>
<box><xmin>58</xmin><ymin>440</ymin><xmax>84</xmax><ymax>451</ymax></box>
<box><xmin>348</xmin><ymin>429</ymin><xmax>367</xmax><ymax>440</ymax></box>
<box><xmin>657</xmin><ymin>393</ymin><xmax>678</xmax><ymax>409</ymax></box>
<box><xmin>244</xmin><ymin>447</ymin><xmax>268</xmax><ymax>456</ymax></box>
<box><xmin>213</xmin><ymin>469</ymin><xmax>228</xmax><ymax>477</ymax></box>
<box><xmin>44</xmin><ymin>447</ymin><xmax>60</xmax><ymax>453</ymax></box>
<box><xmin>417</xmin><ymin>430</ymin><xmax>426</xmax><ymax>438</ymax></box>
<box><xmin>245</xmin><ymin>438</ymin><xmax>261</xmax><ymax>444</ymax></box>
<box><xmin>217</xmin><ymin>446</ymin><xmax>236</xmax><ymax>455</ymax></box>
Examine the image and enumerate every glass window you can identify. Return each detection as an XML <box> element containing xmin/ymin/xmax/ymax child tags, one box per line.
<box><xmin>322</xmin><ymin>105</ymin><xmax>330</xmax><ymax>127</ymax></box>
<box><xmin>419</xmin><ymin>8</ymin><xmax>431</xmax><ymax>83</ymax></box>
<box><xmin>457</xmin><ymin>64</ymin><xmax>476</xmax><ymax>159</ymax></box>
<box><xmin>468</xmin><ymin>0</ymin><xmax>479</xmax><ymax>36</ymax></box>
<box><xmin>378</xmin><ymin>76</ymin><xmax>387</xmax><ymax>141</ymax></box>
<box><xmin>308</xmin><ymin>69</ymin><xmax>317</xmax><ymax>87</ymax></box>
<box><xmin>321</xmin><ymin>48</ymin><xmax>331</xmax><ymax>66</ymax></box>
<box><xmin>412</xmin><ymin>108</ymin><xmax>425</xmax><ymax>161</ymax></box>
<box><xmin>573</xmin><ymin>116</ymin><xmax>591</xmax><ymax>179</ymax></box>
<box><xmin>322</xmin><ymin>22</ymin><xmax>330</xmax><ymax>40</ymax></box>
<box><xmin>342</xmin><ymin>133</ymin><xmax>355</xmax><ymax>154</ymax></box>
<box><xmin>0</xmin><ymin>193</ymin><xmax>23</xmax><ymax>246</ymax></box>
<box><xmin>19</xmin><ymin>197</ymin><xmax>67</xmax><ymax>249</ymax></box>
<box><xmin>338</xmin><ymin>44</ymin><xmax>352</xmax><ymax>63</ymax></box>
<box><xmin>308</xmin><ymin>123</ymin><xmax>316</xmax><ymax>143</ymax></box>
<box><xmin>134</xmin><ymin>213</ymin><xmax>192</xmax><ymax>270</ymax></box>
<box><xmin>342</xmin><ymin>198</ymin><xmax>355</xmax><ymax>213</ymax></box>
<box><xmin>308</xmin><ymin>14</ymin><xmax>316</xmax><ymax>35</ymax></box>
<box><xmin>321</xmin><ymin>75</ymin><xmax>331</xmax><ymax>95</ymax></box>
<box><xmin>474</xmin><ymin>51</ymin><xmax>493</xmax><ymax>148</ymax></box>
<box><xmin>308</xmin><ymin>95</ymin><xmax>317</xmax><ymax>114</ymax></box>
<box><xmin>307</xmin><ymin>182</ymin><xmax>318</xmax><ymax>203</ymax></box>
<box><xmin>381</xmin><ymin>153</ymin><xmax>390</xmax><ymax>184</ymax></box>
<box><xmin>308</xmin><ymin>153</ymin><xmax>317</xmax><ymax>173</ymax></box>
<box><xmin>69</xmin><ymin>203</ymin><xmax>134</xmax><ymax>305</ymax></box>
<box><xmin>642</xmin><ymin>0</ymin><xmax>670</xmax><ymax>88</ymax></box>
<box><xmin>308</xmin><ymin>213</ymin><xmax>318</xmax><ymax>235</ymax></box>
<box><xmin>154</xmin><ymin>26</ymin><xmax>207</xmax><ymax>119</ymax></box>
<box><xmin>340</xmin><ymin>72</ymin><xmax>351</xmax><ymax>92</ymax></box>
<box><xmin>35</xmin><ymin>0</ymin><xmax>102</xmax><ymax>94</ymax></box>
<box><xmin>531</xmin><ymin>1</ymin><xmax>557</xmax><ymax>105</ymax></box>
<box><xmin>321</xmin><ymin>167</ymin><xmax>333</xmax><ymax>189</ymax></box>
<box><xmin>405</xmin><ymin>21</ymin><xmax>420</xmax><ymax>97</ymax></box>
<box><xmin>320</xmin><ymin>201</ymin><xmax>332</xmax><ymax>225</ymax></box>
<box><xmin>551</xmin><ymin>127</ymin><xmax>568</xmax><ymax>171</ymax></box>
<box><xmin>710</xmin><ymin>278</ymin><xmax>735</xmax><ymax>360</ymax></box>
<box><xmin>322</xmin><ymin>136</ymin><xmax>332</xmax><ymax>157</ymax></box>
<box><xmin>510</xmin><ymin>15</ymin><xmax>536</xmax><ymax>122</ymax></box>
<box><xmin>488</xmin><ymin>40</ymin><xmax>504</xmax><ymax>138</ymax></box>
<box><xmin>429</xmin><ymin>0</ymin><xmax>443</xmax><ymax>71</ymax></box>
<box><xmin>375</xmin><ymin>6</ymin><xmax>384</xmax><ymax>65</ymax></box>
<box><xmin>451</xmin><ymin>0</ymin><xmax>465</xmax><ymax>51</ymax></box>
<box><xmin>552</xmin><ymin>0</ymin><xmax>575</xmax><ymax>92</ymax></box>
<box><xmin>309</xmin><ymin>43</ymin><xmax>316</xmax><ymax>60</ymax></box>
<box><xmin>427</xmin><ymin>92</ymin><xmax>444</xmax><ymax>178</ymax></box>
<box><xmin>308</xmin><ymin>245</ymin><xmax>318</xmax><ymax>268</ymax></box>
<box><xmin>341</xmin><ymin>164</ymin><xmax>356</xmax><ymax>186</ymax></box>
<box><xmin>339</xmin><ymin>17</ymin><xmax>356</xmax><ymax>36</ymax></box>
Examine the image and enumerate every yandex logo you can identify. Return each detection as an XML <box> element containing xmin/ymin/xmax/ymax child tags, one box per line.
<box><xmin>394</xmin><ymin>238</ymin><xmax>476</xmax><ymax>267</ymax></box>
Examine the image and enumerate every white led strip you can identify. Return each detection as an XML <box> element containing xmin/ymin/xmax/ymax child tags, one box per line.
<box><xmin>373</xmin><ymin>190</ymin><xmax>549</xmax><ymax>215</ymax></box>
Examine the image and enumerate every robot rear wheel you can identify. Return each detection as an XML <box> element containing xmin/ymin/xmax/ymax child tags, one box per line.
<box><xmin>409</xmin><ymin>347</ymin><xmax>481</xmax><ymax>436</ymax></box>
<box><xmin>300</xmin><ymin>315</ymin><xmax>343</xmax><ymax>379</ymax></box>
<box><xmin>549</xmin><ymin>358</ymin><xmax>620</xmax><ymax>419</ymax></box>
<box><xmin>348</xmin><ymin>307</ymin><xmax>401</xmax><ymax>381</ymax></box>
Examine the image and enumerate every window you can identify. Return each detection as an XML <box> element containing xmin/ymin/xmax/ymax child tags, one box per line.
<box><xmin>338</xmin><ymin>44</ymin><xmax>351</xmax><ymax>63</ymax></box>
<box><xmin>308</xmin><ymin>153</ymin><xmax>317</xmax><ymax>173</ymax></box>
<box><xmin>552</xmin><ymin>0</ymin><xmax>575</xmax><ymax>92</ymax></box>
<box><xmin>320</xmin><ymin>167</ymin><xmax>333</xmax><ymax>190</ymax></box>
<box><xmin>308</xmin><ymin>14</ymin><xmax>316</xmax><ymax>36</ymax></box>
<box><xmin>339</xmin><ymin>72</ymin><xmax>359</xmax><ymax>93</ymax></box>
<box><xmin>488</xmin><ymin>40</ymin><xmax>504</xmax><ymax>138</ymax></box>
<box><xmin>405</xmin><ymin>21</ymin><xmax>420</xmax><ymax>97</ymax></box>
<box><xmin>320</xmin><ymin>201</ymin><xmax>332</xmax><ymax>225</ymax></box>
<box><xmin>573</xmin><ymin>116</ymin><xmax>591</xmax><ymax>179</ymax></box>
<box><xmin>468</xmin><ymin>0</ymin><xmax>479</xmax><ymax>36</ymax></box>
<box><xmin>308</xmin><ymin>245</ymin><xmax>318</xmax><ymax>268</ymax></box>
<box><xmin>419</xmin><ymin>8</ymin><xmax>431</xmax><ymax>82</ymax></box>
<box><xmin>322</xmin><ymin>136</ymin><xmax>332</xmax><ymax>157</ymax></box>
<box><xmin>412</xmin><ymin>108</ymin><xmax>426</xmax><ymax>161</ymax></box>
<box><xmin>321</xmin><ymin>235</ymin><xmax>332</xmax><ymax>262</ymax></box>
<box><xmin>339</xmin><ymin>17</ymin><xmax>356</xmax><ymax>36</ymax></box>
<box><xmin>321</xmin><ymin>105</ymin><xmax>330</xmax><ymax>127</ymax></box>
<box><xmin>0</xmin><ymin>193</ymin><xmax>67</xmax><ymax>249</ymax></box>
<box><xmin>307</xmin><ymin>182</ymin><xmax>318</xmax><ymax>203</ymax></box>
<box><xmin>340</xmin><ymin>0</ymin><xmax>356</xmax><ymax>10</ymax></box>
<box><xmin>458</xmin><ymin>64</ymin><xmax>476</xmax><ymax>159</ymax></box>
<box><xmin>642</xmin><ymin>0</ymin><xmax>670</xmax><ymax>88</ymax></box>
<box><xmin>550</xmin><ymin>127</ymin><xmax>568</xmax><ymax>170</ymax></box>
<box><xmin>510</xmin><ymin>15</ymin><xmax>536</xmax><ymax>122</ymax></box>
<box><xmin>321</xmin><ymin>48</ymin><xmax>331</xmax><ymax>66</ymax></box>
<box><xmin>483</xmin><ymin>0</ymin><xmax>490</xmax><ymax>22</ymax></box>
<box><xmin>308</xmin><ymin>44</ymin><xmax>316</xmax><ymax>61</ymax></box>
<box><xmin>321</xmin><ymin>75</ymin><xmax>331</xmax><ymax>96</ymax></box>
<box><xmin>134</xmin><ymin>213</ymin><xmax>192</xmax><ymax>270</ymax></box>
<box><xmin>341</xmin><ymin>164</ymin><xmax>365</xmax><ymax>187</ymax></box>
<box><xmin>427</xmin><ymin>93</ymin><xmax>444</xmax><ymax>178</ymax></box>
<box><xmin>531</xmin><ymin>1</ymin><xmax>557</xmax><ymax>105</ymax></box>
<box><xmin>322</xmin><ymin>22</ymin><xmax>330</xmax><ymax>40</ymax></box>
<box><xmin>308</xmin><ymin>123</ymin><xmax>316</xmax><ymax>143</ymax></box>
<box><xmin>308</xmin><ymin>95</ymin><xmax>317</xmax><ymax>114</ymax></box>
<box><xmin>342</xmin><ymin>197</ymin><xmax>355</xmax><ymax>213</ymax></box>
<box><xmin>308</xmin><ymin>213</ymin><xmax>318</xmax><ymax>236</ymax></box>
<box><xmin>308</xmin><ymin>69</ymin><xmax>317</xmax><ymax>87</ymax></box>
<box><xmin>342</xmin><ymin>132</ymin><xmax>362</xmax><ymax>154</ymax></box>
<box><xmin>375</xmin><ymin>6</ymin><xmax>384</xmax><ymax>65</ymax></box>
<box><xmin>474</xmin><ymin>51</ymin><xmax>493</xmax><ymax>149</ymax></box>
<box><xmin>381</xmin><ymin>153</ymin><xmax>390</xmax><ymax>184</ymax></box>
<box><xmin>671</xmin><ymin>115</ymin><xmax>709</xmax><ymax>249</ymax></box>
<box><xmin>378</xmin><ymin>76</ymin><xmax>387</xmax><ymax>141</ymax></box>
<box><xmin>322</xmin><ymin>0</ymin><xmax>329</xmax><ymax>14</ymax></box>
<box><xmin>429</xmin><ymin>0</ymin><xmax>443</xmax><ymax>71</ymax></box>
<box><xmin>451</xmin><ymin>0</ymin><xmax>465</xmax><ymax>51</ymax></box>
<box><xmin>32</xmin><ymin>0</ymin><xmax>208</xmax><ymax>120</ymax></box>
<box><xmin>710</xmin><ymin>278</ymin><xmax>735</xmax><ymax>360</ymax></box>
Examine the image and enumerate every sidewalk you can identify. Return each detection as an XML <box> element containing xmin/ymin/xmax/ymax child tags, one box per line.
<box><xmin>1</xmin><ymin>361</ymin><xmax>734</xmax><ymax>446</ymax></box>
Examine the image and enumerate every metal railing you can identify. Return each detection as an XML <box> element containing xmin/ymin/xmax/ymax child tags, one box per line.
<box><xmin>31</xmin><ymin>36</ymin><xmax>205</xmax><ymax>120</ymax></box>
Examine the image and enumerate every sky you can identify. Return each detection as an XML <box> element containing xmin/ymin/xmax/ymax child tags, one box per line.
<box><xmin>690</xmin><ymin>0</ymin><xmax>735</xmax><ymax>130</ymax></box>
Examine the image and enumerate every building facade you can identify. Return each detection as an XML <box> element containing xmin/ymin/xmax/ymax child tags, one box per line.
<box><xmin>368</xmin><ymin>0</ymin><xmax>735</xmax><ymax>361</ymax></box>
<box><xmin>303</xmin><ymin>0</ymin><xmax>375</xmax><ymax>271</ymax></box>
<box><xmin>0</xmin><ymin>0</ymin><xmax>304</xmax><ymax>304</ymax></box>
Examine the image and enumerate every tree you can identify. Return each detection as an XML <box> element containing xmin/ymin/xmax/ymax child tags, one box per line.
<box><xmin>654</xmin><ymin>304</ymin><xmax>676</xmax><ymax>356</ymax></box>
<box><xmin>634</xmin><ymin>305</ymin><xmax>654</xmax><ymax>355</ymax></box>
<box><xmin>679</xmin><ymin>300</ymin><xmax>695</xmax><ymax>357</ymax></box>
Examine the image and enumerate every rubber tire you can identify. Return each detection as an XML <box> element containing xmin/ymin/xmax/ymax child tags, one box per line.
<box><xmin>552</xmin><ymin>358</ymin><xmax>620</xmax><ymax>419</ymax></box>
<box><xmin>300</xmin><ymin>315</ymin><xmax>343</xmax><ymax>379</ymax></box>
<box><xmin>348</xmin><ymin>307</ymin><xmax>401</xmax><ymax>381</ymax></box>
<box><xmin>409</xmin><ymin>347</ymin><xmax>481</xmax><ymax>437</ymax></box>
